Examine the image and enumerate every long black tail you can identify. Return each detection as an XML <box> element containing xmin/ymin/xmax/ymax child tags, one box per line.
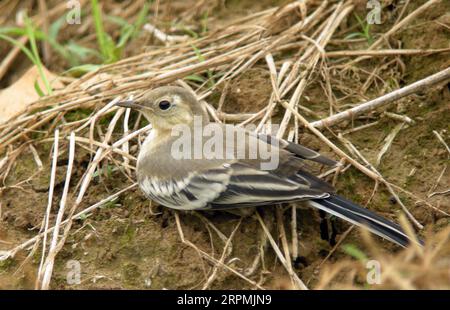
<box><xmin>310</xmin><ymin>194</ymin><xmax>420</xmax><ymax>247</ymax></box>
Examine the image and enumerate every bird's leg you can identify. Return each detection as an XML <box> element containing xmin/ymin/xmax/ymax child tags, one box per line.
<box><xmin>329</xmin><ymin>217</ymin><xmax>338</xmax><ymax>246</ymax></box>
<box><xmin>319</xmin><ymin>210</ymin><xmax>330</xmax><ymax>242</ymax></box>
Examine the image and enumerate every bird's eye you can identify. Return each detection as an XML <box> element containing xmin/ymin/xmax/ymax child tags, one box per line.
<box><xmin>158</xmin><ymin>100</ymin><xmax>171</xmax><ymax>110</ymax></box>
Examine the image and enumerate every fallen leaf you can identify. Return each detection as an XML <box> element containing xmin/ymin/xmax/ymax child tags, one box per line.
<box><xmin>0</xmin><ymin>65</ymin><xmax>64</xmax><ymax>124</ymax></box>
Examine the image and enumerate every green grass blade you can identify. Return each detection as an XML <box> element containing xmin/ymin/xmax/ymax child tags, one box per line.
<box><xmin>179</xmin><ymin>24</ymin><xmax>199</xmax><ymax>38</ymax></box>
<box><xmin>0</xmin><ymin>26</ymin><xmax>28</xmax><ymax>36</ymax></box>
<box><xmin>91</xmin><ymin>0</ymin><xmax>116</xmax><ymax>62</ymax></box>
<box><xmin>105</xmin><ymin>15</ymin><xmax>129</xmax><ymax>27</ymax></box>
<box><xmin>132</xmin><ymin>2</ymin><xmax>149</xmax><ymax>38</ymax></box>
<box><xmin>116</xmin><ymin>24</ymin><xmax>134</xmax><ymax>50</ymax></box>
<box><xmin>112</xmin><ymin>2</ymin><xmax>149</xmax><ymax>58</ymax></box>
<box><xmin>344</xmin><ymin>33</ymin><xmax>364</xmax><ymax>40</ymax></box>
<box><xmin>66</xmin><ymin>41</ymin><xmax>101</xmax><ymax>60</ymax></box>
<box><xmin>201</xmin><ymin>11</ymin><xmax>209</xmax><ymax>35</ymax></box>
<box><xmin>34</xmin><ymin>79</ymin><xmax>45</xmax><ymax>97</ymax></box>
<box><xmin>191</xmin><ymin>44</ymin><xmax>215</xmax><ymax>88</ymax></box>
<box><xmin>0</xmin><ymin>33</ymin><xmax>36</xmax><ymax>62</ymax></box>
<box><xmin>91</xmin><ymin>0</ymin><xmax>107</xmax><ymax>56</ymax></box>
<box><xmin>49</xmin><ymin>14</ymin><xmax>66</xmax><ymax>40</ymax></box>
<box><xmin>24</xmin><ymin>16</ymin><xmax>53</xmax><ymax>95</ymax></box>
<box><xmin>63</xmin><ymin>64</ymin><xmax>101</xmax><ymax>77</ymax></box>
<box><xmin>342</xmin><ymin>244</ymin><xmax>368</xmax><ymax>262</ymax></box>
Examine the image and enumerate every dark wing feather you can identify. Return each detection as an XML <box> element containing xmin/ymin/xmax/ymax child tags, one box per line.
<box><xmin>208</xmin><ymin>162</ymin><xmax>329</xmax><ymax>209</ymax></box>
<box><xmin>140</xmin><ymin>160</ymin><xmax>329</xmax><ymax>210</ymax></box>
<box><xmin>309</xmin><ymin>195</ymin><xmax>421</xmax><ymax>248</ymax></box>
<box><xmin>256</xmin><ymin>133</ymin><xmax>338</xmax><ymax>166</ymax></box>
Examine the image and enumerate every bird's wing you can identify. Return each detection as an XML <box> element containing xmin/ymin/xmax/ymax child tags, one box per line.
<box><xmin>139</xmin><ymin>163</ymin><xmax>232</xmax><ymax>210</ymax></box>
<box><xmin>139</xmin><ymin>160</ymin><xmax>330</xmax><ymax>210</ymax></box>
<box><xmin>255</xmin><ymin>133</ymin><xmax>338</xmax><ymax>166</ymax></box>
<box><xmin>138</xmin><ymin>123</ymin><xmax>334</xmax><ymax>210</ymax></box>
<box><xmin>209</xmin><ymin>162</ymin><xmax>329</xmax><ymax>209</ymax></box>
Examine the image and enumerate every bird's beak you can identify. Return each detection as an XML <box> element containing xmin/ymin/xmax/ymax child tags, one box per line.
<box><xmin>116</xmin><ymin>100</ymin><xmax>144</xmax><ymax>110</ymax></box>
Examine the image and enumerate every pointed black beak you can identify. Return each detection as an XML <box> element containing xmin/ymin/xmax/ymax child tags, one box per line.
<box><xmin>116</xmin><ymin>100</ymin><xmax>144</xmax><ymax>110</ymax></box>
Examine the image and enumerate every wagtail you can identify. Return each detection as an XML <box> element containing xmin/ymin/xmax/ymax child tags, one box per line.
<box><xmin>118</xmin><ymin>86</ymin><xmax>418</xmax><ymax>247</ymax></box>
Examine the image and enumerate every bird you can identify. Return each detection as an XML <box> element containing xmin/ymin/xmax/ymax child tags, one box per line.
<box><xmin>117</xmin><ymin>85</ymin><xmax>419</xmax><ymax>248</ymax></box>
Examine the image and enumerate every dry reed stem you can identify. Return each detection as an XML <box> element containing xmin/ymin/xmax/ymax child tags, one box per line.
<box><xmin>290</xmin><ymin>205</ymin><xmax>298</xmax><ymax>261</ymax></box>
<box><xmin>122</xmin><ymin>107</ymin><xmax>132</xmax><ymax>174</ymax></box>
<box><xmin>325</xmin><ymin>48</ymin><xmax>450</xmax><ymax>58</ymax></box>
<box><xmin>383</xmin><ymin>111</ymin><xmax>414</xmax><ymax>124</ymax></box>
<box><xmin>255</xmin><ymin>211</ymin><xmax>308</xmax><ymax>290</ymax></box>
<box><xmin>391</xmin><ymin>183</ymin><xmax>449</xmax><ymax>217</ymax></box>
<box><xmin>174</xmin><ymin>212</ymin><xmax>264</xmax><ymax>290</ymax></box>
<box><xmin>433</xmin><ymin>130</ymin><xmax>450</xmax><ymax>156</ymax></box>
<box><xmin>36</xmin><ymin>129</ymin><xmax>59</xmax><ymax>286</ymax></box>
<box><xmin>277</xmin><ymin>3</ymin><xmax>354</xmax><ymax>138</ymax></box>
<box><xmin>310</xmin><ymin>67</ymin><xmax>450</xmax><ymax>129</ymax></box>
<box><xmin>202</xmin><ymin>219</ymin><xmax>242</xmax><ymax>290</ymax></box>
<box><xmin>72</xmin><ymin>136</ymin><xmax>136</xmax><ymax>161</ymax></box>
<box><xmin>28</xmin><ymin>144</ymin><xmax>43</xmax><ymax>170</ymax></box>
<box><xmin>427</xmin><ymin>165</ymin><xmax>447</xmax><ymax>199</ymax></box>
<box><xmin>144</xmin><ymin>23</ymin><xmax>189</xmax><ymax>44</ymax></box>
<box><xmin>276</xmin><ymin>207</ymin><xmax>295</xmax><ymax>287</ymax></box>
<box><xmin>39</xmin><ymin>132</ymin><xmax>76</xmax><ymax>289</ymax></box>
<box><xmin>376</xmin><ymin>122</ymin><xmax>405</xmax><ymax>167</ymax></box>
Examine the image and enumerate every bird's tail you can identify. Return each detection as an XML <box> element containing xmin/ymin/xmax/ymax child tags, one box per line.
<box><xmin>309</xmin><ymin>194</ymin><xmax>421</xmax><ymax>248</ymax></box>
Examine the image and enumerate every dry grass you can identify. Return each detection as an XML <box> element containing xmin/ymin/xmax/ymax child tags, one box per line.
<box><xmin>316</xmin><ymin>226</ymin><xmax>450</xmax><ymax>290</ymax></box>
<box><xmin>0</xmin><ymin>0</ymin><xmax>449</xmax><ymax>289</ymax></box>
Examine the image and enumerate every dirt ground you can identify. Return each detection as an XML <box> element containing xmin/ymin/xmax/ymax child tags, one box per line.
<box><xmin>0</xmin><ymin>0</ymin><xmax>449</xmax><ymax>289</ymax></box>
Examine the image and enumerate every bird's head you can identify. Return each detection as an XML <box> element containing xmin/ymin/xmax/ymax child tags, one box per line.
<box><xmin>117</xmin><ymin>86</ymin><xmax>209</xmax><ymax>131</ymax></box>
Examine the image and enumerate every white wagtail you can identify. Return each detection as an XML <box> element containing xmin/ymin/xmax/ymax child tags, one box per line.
<box><xmin>118</xmin><ymin>86</ymin><xmax>418</xmax><ymax>247</ymax></box>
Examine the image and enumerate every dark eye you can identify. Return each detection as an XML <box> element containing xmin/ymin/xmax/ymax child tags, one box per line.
<box><xmin>158</xmin><ymin>100</ymin><xmax>171</xmax><ymax>110</ymax></box>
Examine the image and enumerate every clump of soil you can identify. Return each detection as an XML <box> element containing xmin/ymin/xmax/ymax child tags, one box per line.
<box><xmin>220</xmin><ymin>68</ymin><xmax>273</xmax><ymax>114</ymax></box>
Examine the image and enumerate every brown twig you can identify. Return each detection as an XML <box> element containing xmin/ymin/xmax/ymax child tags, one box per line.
<box><xmin>325</xmin><ymin>48</ymin><xmax>450</xmax><ymax>58</ymax></box>
<box><xmin>310</xmin><ymin>67</ymin><xmax>450</xmax><ymax>129</ymax></box>
<box><xmin>255</xmin><ymin>211</ymin><xmax>308</xmax><ymax>290</ymax></box>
